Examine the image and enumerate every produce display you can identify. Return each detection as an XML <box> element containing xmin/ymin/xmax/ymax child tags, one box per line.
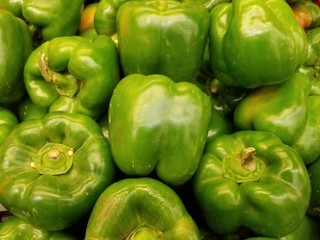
<box><xmin>1</xmin><ymin>0</ymin><xmax>320</xmax><ymax>239</ymax></box>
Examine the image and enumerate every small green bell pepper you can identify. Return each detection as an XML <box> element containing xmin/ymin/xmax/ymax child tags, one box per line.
<box><xmin>234</xmin><ymin>72</ymin><xmax>320</xmax><ymax>165</ymax></box>
<box><xmin>0</xmin><ymin>9</ymin><xmax>33</xmax><ymax>103</ymax></box>
<box><xmin>18</xmin><ymin>97</ymin><xmax>48</xmax><ymax>121</ymax></box>
<box><xmin>209</xmin><ymin>0</ymin><xmax>307</xmax><ymax>88</ymax></box>
<box><xmin>206</xmin><ymin>108</ymin><xmax>233</xmax><ymax>143</ymax></box>
<box><xmin>0</xmin><ymin>112</ymin><xmax>115</xmax><ymax>231</ymax></box>
<box><xmin>0</xmin><ymin>107</ymin><xmax>19</xmax><ymax>146</ymax></box>
<box><xmin>116</xmin><ymin>0</ymin><xmax>210</xmax><ymax>83</ymax></box>
<box><xmin>0</xmin><ymin>216</ymin><xmax>77</xmax><ymax>240</ymax></box>
<box><xmin>108</xmin><ymin>74</ymin><xmax>212</xmax><ymax>186</ymax></box>
<box><xmin>193</xmin><ymin>130</ymin><xmax>311</xmax><ymax>237</ymax></box>
<box><xmin>21</xmin><ymin>0</ymin><xmax>84</xmax><ymax>45</ymax></box>
<box><xmin>85</xmin><ymin>177</ymin><xmax>201</xmax><ymax>240</ymax></box>
<box><xmin>24</xmin><ymin>35</ymin><xmax>120</xmax><ymax>120</ymax></box>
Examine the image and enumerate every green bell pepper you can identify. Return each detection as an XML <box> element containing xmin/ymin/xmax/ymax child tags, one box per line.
<box><xmin>0</xmin><ymin>107</ymin><xmax>19</xmax><ymax>146</ymax></box>
<box><xmin>0</xmin><ymin>9</ymin><xmax>33</xmax><ymax>103</ymax></box>
<box><xmin>0</xmin><ymin>0</ymin><xmax>23</xmax><ymax>18</ymax></box>
<box><xmin>206</xmin><ymin>108</ymin><xmax>233</xmax><ymax>143</ymax></box>
<box><xmin>233</xmin><ymin>72</ymin><xmax>320</xmax><ymax>165</ymax></box>
<box><xmin>243</xmin><ymin>216</ymin><xmax>320</xmax><ymax>240</ymax></box>
<box><xmin>299</xmin><ymin>27</ymin><xmax>320</xmax><ymax>96</ymax></box>
<box><xmin>193</xmin><ymin>130</ymin><xmax>311</xmax><ymax>237</ymax></box>
<box><xmin>209</xmin><ymin>0</ymin><xmax>307</xmax><ymax>88</ymax></box>
<box><xmin>108</xmin><ymin>74</ymin><xmax>212</xmax><ymax>186</ymax></box>
<box><xmin>0</xmin><ymin>112</ymin><xmax>115</xmax><ymax>231</ymax></box>
<box><xmin>21</xmin><ymin>0</ymin><xmax>84</xmax><ymax>45</ymax></box>
<box><xmin>116</xmin><ymin>0</ymin><xmax>210</xmax><ymax>83</ymax></box>
<box><xmin>24</xmin><ymin>35</ymin><xmax>120</xmax><ymax>120</ymax></box>
<box><xmin>307</xmin><ymin>156</ymin><xmax>320</xmax><ymax>217</ymax></box>
<box><xmin>85</xmin><ymin>177</ymin><xmax>200</xmax><ymax>239</ymax></box>
<box><xmin>0</xmin><ymin>216</ymin><xmax>77</xmax><ymax>240</ymax></box>
<box><xmin>18</xmin><ymin>97</ymin><xmax>48</xmax><ymax>121</ymax></box>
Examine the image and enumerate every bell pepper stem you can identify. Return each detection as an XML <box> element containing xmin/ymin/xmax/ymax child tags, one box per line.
<box><xmin>31</xmin><ymin>142</ymin><xmax>74</xmax><ymax>175</ymax></box>
<box><xmin>222</xmin><ymin>147</ymin><xmax>265</xmax><ymax>183</ymax></box>
<box><xmin>126</xmin><ymin>222</ymin><xmax>163</xmax><ymax>240</ymax></box>
<box><xmin>238</xmin><ymin>147</ymin><xmax>256</xmax><ymax>172</ymax></box>
<box><xmin>38</xmin><ymin>51</ymin><xmax>81</xmax><ymax>98</ymax></box>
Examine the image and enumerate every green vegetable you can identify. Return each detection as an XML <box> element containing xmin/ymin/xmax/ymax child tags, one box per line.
<box><xmin>0</xmin><ymin>216</ymin><xmax>77</xmax><ymax>240</ymax></box>
<box><xmin>21</xmin><ymin>0</ymin><xmax>84</xmax><ymax>44</ymax></box>
<box><xmin>299</xmin><ymin>27</ymin><xmax>320</xmax><ymax>96</ymax></box>
<box><xmin>234</xmin><ymin>72</ymin><xmax>320</xmax><ymax>165</ymax></box>
<box><xmin>108</xmin><ymin>74</ymin><xmax>212</xmax><ymax>186</ymax></box>
<box><xmin>193</xmin><ymin>130</ymin><xmax>311</xmax><ymax>237</ymax></box>
<box><xmin>24</xmin><ymin>35</ymin><xmax>120</xmax><ymax>120</ymax></box>
<box><xmin>85</xmin><ymin>177</ymin><xmax>201</xmax><ymax>240</ymax></box>
<box><xmin>0</xmin><ymin>107</ymin><xmax>19</xmax><ymax>146</ymax></box>
<box><xmin>0</xmin><ymin>0</ymin><xmax>23</xmax><ymax>17</ymax></box>
<box><xmin>0</xmin><ymin>9</ymin><xmax>33</xmax><ymax>103</ymax></box>
<box><xmin>0</xmin><ymin>112</ymin><xmax>115</xmax><ymax>231</ymax></box>
<box><xmin>307</xmin><ymin>156</ymin><xmax>320</xmax><ymax>217</ymax></box>
<box><xmin>18</xmin><ymin>97</ymin><xmax>47</xmax><ymax>121</ymax></box>
<box><xmin>297</xmin><ymin>1</ymin><xmax>320</xmax><ymax>29</ymax></box>
<box><xmin>209</xmin><ymin>0</ymin><xmax>307</xmax><ymax>88</ymax></box>
<box><xmin>244</xmin><ymin>215</ymin><xmax>320</xmax><ymax>240</ymax></box>
<box><xmin>116</xmin><ymin>0</ymin><xmax>210</xmax><ymax>83</ymax></box>
<box><xmin>206</xmin><ymin>108</ymin><xmax>233</xmax><ymax>143</ymax></box>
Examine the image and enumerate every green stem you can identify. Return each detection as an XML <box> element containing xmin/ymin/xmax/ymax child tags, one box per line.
<box><xmin>222</xmin><ymin>147</ymin><xmax>265</xmax><ymax>183</ymax></box>
<box><xmin>31</xmin><ymin>142</ymin><xmax>74</xmax><ymax>175</ymax></box>
<box><xmin>38</xmin><ymin>51</ymin><xmax>81</xmax><ymax>98</ymax></box>
<box><xmin>126</xmin><ymin>223</ymin><xmax>163</xmax><ymax>240</ymax></box>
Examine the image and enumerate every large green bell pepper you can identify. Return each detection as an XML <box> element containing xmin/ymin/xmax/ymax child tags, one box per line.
<box><xmin>116</xmin><ymin>0</ymin><xmax>210</xmax><ymax>83</ymax></box>
<box><xmin>193</xmin><ymin>130</ymin><xmax>311</xmax><ymax>238</ymax></box>
<box><xmin>85</xmin><ymin>177</ymin><xmax>200</xmax><ymax>239</ymax></box>
<box><xmin>0</xmin><ymin>9</ymin><xmax>33</xmax><ymax>103</ymax></box>
<box><xmin>0</xmin><ymin>216</ymin><xmax>77</xmax><ymax>240</ymax></box>
<box><xmin>21</xmin><ymin>0</ymin><xmax>84</xmax><ymax>45</ymax></box>
<box><xmin>209</xmin><ymin>0</ymin><xmax>307</xmax><ymax>88</ymax></box>
<box><xmin>233</xmin><ymin>72</ymin><xmax>320</xmax><ymax>165</ymax></box>
<box><xmin>0</xmin><ymin>112</ymin><xmax>115</xmax><ymax>231</ymax></box>
<box><xmin>108</xmin><ymin>74</ymin><xmax>212</xmax><ymax>186</ymax></box>
<box><xmin>24</xmin><ymin>35</ymin><xmax>120</xmax><ymax>120</ymax></box>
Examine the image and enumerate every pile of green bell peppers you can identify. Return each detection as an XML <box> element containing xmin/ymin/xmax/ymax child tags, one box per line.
<box><xmin>0</xmin><ymin>0</ymin><xmax>320</xmax><ymax>239</ymax></box>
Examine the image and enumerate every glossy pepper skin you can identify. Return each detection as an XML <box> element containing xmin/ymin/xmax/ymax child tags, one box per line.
<box><xmin>0</xmin><ymin>216</ymin><xmax>77</xmax><ymax>240</ymax></box>
<box><xmin>234</xmin><ymin>72</ymin><xmax>320</xmax><ymax>165</ymax></box>
<box><xmin>21</xmin><ymin>0</ymin><xmax>84</xmax><ymax>44</ymax></box>
<box><xmin>0</xmin><ymin>107</ymin><xmax>18</xmax><ymax>146</ymax></box>
<box><xmin>108</xmin><ymin>74</ymin><xmax>212</xmax><ymax>186</ymax></box>
<box><xmin>209</xmin><ymin>0</ymin><xmax>307</xmax><ymax>88</ymax></box>
<box><xmin>116</xmin><ymin>0</ymin><xmax>210</xmax><ymax>83</ymax></box>
<box><xmin>0</xmin><ymin>112</ymin><xmax>115</xmax><ymax>231</ymax></box>
<box><xmin>85</xmin><ymin>177</ymin><xmax>201</xmax><ymax>240</ymax></box>
<box><xmin>0</xmin><ymin>9</ymin><xmax>33</xmax><ymax>103</ymax></box>
<box><xmin>299</xmin><ymin>27</ymin><xmax>320</xmax><ymax>96</ymax></box>
<box><xmin>24</xmin><ymin>35</ymin><xmax>120</xmax><ymax>120</ymax></box>
<box><xmin>307</xmin><ymin>157</ymin><xmax>320</xmax><ymax>217</ymax></box>
<box><xmin>244</xmin><ymin>216</ymin><xmax>320</xmax><ymax>240</ymax></box>
<box><xmin>0</xmin><ymin>0</ymin><xmax>23</xmax><ymax>17</ymax></box>
<box><xmin>193</xmin><ymin>130</ymin><xmax>311</xmax><ymax>237</ymax></box>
